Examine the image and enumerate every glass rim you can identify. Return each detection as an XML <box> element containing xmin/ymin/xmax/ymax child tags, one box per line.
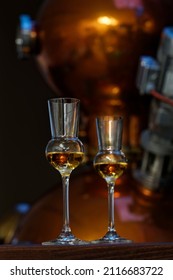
<box><xmin>48</xmin><ymin>97</ymin><xmax>80</xmax><ymax>104</ymax></box>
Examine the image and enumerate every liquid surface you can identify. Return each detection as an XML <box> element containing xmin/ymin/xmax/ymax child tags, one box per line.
<box><xmin>46</xmin><ymin>151</ymin><xmax>84</xmax><ymax>175</ymax></box>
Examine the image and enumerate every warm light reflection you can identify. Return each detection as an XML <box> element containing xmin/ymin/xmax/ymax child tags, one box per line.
<box><xmin>30</xmin><ymin>31</ymin><xmax>37</xmax><ymax>38</ymax></box>
<box><xmin>112</xmin><ymin>86</ymin><xmax>120</xmax><ymax>95</ymax></box>
<box><xmin>143</xmin><ymin>20</ymin><xmax>155</xmax><ymax>33</ymax></box>
<box><xmin>97</xmin><ymin>16</ymin><xmax>119</xmax><ymax>26</ymax></box>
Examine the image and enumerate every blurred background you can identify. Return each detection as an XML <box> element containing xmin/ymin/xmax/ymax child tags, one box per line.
<box><xmin>0</xmin><ymin>1</ymin><xmax>57</xmax><ymax>217</ymax></box>
<box><xmin>0</xmin><ymin>0</ymin><xmax>173</xmax><ymax>244</ymax></box>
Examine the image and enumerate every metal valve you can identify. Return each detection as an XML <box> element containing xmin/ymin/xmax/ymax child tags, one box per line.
<box><xmin>134</xmin><ymin>27</ymin><xmax>173</xmax><ymax>196</ymax></box>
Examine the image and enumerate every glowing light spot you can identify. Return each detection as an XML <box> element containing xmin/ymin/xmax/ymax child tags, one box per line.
<box><xmin>97</xmin><ymin>16</ymin><xmax>119</xmax><ymax>26</ymax></box>
<box><xmin>112</xmin><ymin>86</ymin><xmax>120</xmax><ymax>95</ymax></box>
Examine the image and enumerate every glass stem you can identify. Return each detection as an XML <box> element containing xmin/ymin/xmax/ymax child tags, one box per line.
<box><xmin>107</xmin><ymin>182</ymin><xmax>116</xmax><ymax>233</ymax></box>
<box><xmin>62</xmin><ymin>175</ymin><xmax>71</xmax><ymax>233</ymax></box>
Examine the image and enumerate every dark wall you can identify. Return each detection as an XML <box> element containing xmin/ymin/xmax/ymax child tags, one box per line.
<box><xmin>0</xmin><ymin>1</ymin><xmax>58</xmax><ymax>217</ymax></box>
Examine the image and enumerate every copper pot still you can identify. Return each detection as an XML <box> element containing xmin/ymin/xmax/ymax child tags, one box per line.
<box><xmin>17</xmin><ymin>0</ymin><xmax>173</xmax><ymax>153</ymax></box>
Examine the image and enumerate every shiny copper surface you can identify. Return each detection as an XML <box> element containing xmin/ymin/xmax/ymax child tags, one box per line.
<box><xmin>36</xmin><ymin>1</ymin><xmax>172</xmax><ymax>99</ymax></box>
<box><xmin>36</xmin><ymin>0</ymin><xmax>158</xmax><ymax>107</ymax></box>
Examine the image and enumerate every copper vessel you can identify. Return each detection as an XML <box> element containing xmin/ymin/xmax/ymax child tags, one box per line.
<box><xmin>35</xmin><ymin>0</ymin><xmax>169</xmax><ymax>100</ymax></box>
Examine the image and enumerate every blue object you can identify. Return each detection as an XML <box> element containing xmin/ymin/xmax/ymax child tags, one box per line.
<box><xmin>19</xmin><ymin>14</ymin><xmax>32</xmax><ymax>31</ymax></box>
<box><xmin>15</xmin><ymin>203</ymin><xmax>30</xmax><ymax>214</ymax></box>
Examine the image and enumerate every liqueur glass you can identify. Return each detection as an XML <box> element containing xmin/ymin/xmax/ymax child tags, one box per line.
<box><xmin>42</xmin><ymin>98</ymin><xmax>86</xmax><ymax>245</ymax></box>
<box><xmin>93</xmin><ymin>115</ymin><xmax>131</xmax><ymax>243</ymax></box>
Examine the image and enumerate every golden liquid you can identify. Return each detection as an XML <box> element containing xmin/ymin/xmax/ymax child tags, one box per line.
<box><xmin>46</xmin><ymin>151</ymin><xmax>84</xmax><ymax>175</ymax></box>
<box><xmin>94</xmin><ymin>162</ymin><xmax>127</xmax><ymax>180</ymax></box>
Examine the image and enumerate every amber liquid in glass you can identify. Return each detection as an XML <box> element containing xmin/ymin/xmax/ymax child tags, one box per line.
<box><xmin>94</xmin><ymin>161</ymin><xmax>127</xmax><ymax>181</ymax></box>
<box><xmin>46</xmin><ymin>151</ymin><xmax>84</xmax><ymax>175</ymax></box>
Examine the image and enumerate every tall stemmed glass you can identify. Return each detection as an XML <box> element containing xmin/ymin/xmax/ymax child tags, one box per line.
<box><xmin>43</xmin><ymin>98</ymin><xmax>86</xmax><ymax>245</ymax></box>
<box><xmin>93</xmin><ymin>115</ymin><xmax>131</xmax><ymax>243</ymax></box>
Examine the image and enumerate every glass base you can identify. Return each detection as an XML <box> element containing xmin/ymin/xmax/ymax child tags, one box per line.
<box><xmin>91</xmin><ymin>231</ymin><xmax>132</xmax><ymax>244</ymax></box>
<box><xmin>42</xmin><ymin>231</ymin><xmax>88</xmax><ymax>246</ymax></box>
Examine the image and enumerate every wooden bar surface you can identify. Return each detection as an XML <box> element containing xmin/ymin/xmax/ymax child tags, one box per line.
<box><xmin>0</xmin><ymin>243</ymin><xmax>173</xmax><ymax>260</ymax></box>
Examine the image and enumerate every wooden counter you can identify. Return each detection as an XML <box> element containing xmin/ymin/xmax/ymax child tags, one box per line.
<box><xmin>0</xmin><ymin>242</ymin><xmax>173</xmax><ymax>260</ymax></box>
